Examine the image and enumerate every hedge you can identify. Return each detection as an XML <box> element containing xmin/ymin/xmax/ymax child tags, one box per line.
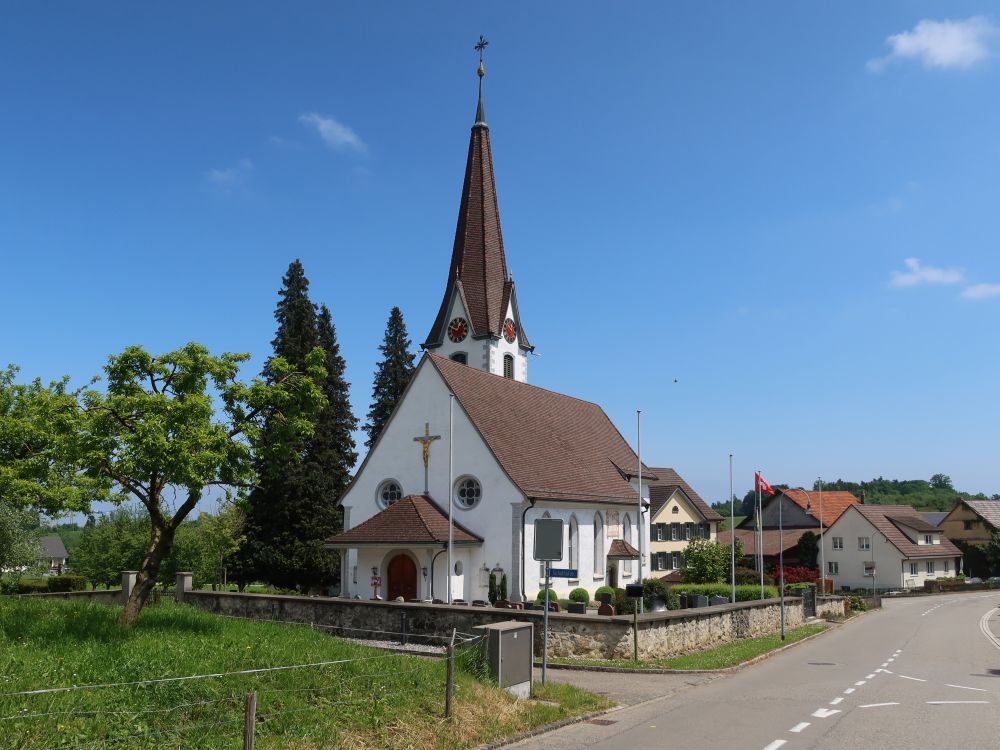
<box><xmin>568</xmin><ymin>587</ymin><xmax>590</xmax><ymax>604</ymax></box>
<box><xmin>47</xmin><ymin>575</ymin><xmax>87</xmax><ymax>592</ymax></box>
<box><xmin>670</xmin><ymin>583</ymin><xmax>779</xmax><ymax>601</ymax></box>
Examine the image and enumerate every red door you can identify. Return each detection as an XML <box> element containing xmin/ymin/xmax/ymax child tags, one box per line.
<box><xmin>387</xmin><ymin>554</ymin><xmax>417</xmax><ymax>601</ymax></box>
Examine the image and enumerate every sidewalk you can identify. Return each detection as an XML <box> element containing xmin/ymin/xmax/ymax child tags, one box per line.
<box><xmin>534</xmin><ymin>665</ymin><xmax>721</xmax><ymax>707</ymax></box>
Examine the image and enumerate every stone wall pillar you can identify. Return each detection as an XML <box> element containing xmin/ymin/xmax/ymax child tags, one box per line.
<box><xmin>121</xmin><ymin>571</ymin><xmax>138</xmax><ymax>604</ymax></box>
<box><xmin>175</xmin><ymin>572</ymin><xmax>193</xmax><ymax>604</ymax></box>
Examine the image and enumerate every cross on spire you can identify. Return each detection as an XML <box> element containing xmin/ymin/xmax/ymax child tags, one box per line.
<box><xmin>475</xmin><ymin>35</ymin><xmax>488</xmax><ymax>63</ymax></box>
<box><xmin>413</xmin><ymin>422</ymin><xmax>442</xmax><ymax>494</ymax></box>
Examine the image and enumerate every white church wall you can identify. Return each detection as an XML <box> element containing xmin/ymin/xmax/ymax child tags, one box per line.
<box><xmin>488</xmin><ymin>299</ymin><xmax>527</xmax><ymax>381</ymax></box>
<box><xmin>339</xmin><ymin>360</ymin><xmax>522</xmax><ymax>600</ymax></box>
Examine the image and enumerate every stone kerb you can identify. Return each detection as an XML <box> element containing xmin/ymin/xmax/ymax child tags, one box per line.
<box><xmin>181</xmin><ymin>591</ymin><xmax>810</xmax><ymax>661</ymax></box>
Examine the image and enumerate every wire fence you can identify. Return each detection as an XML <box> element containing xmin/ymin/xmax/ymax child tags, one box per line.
<box><xmin>1</xmin><ymin>627</ymin><xmax>487</xmax><ymax>750</ymax></box>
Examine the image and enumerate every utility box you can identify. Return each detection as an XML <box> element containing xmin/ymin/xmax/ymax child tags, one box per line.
<box><xmin>473</xmin><ymin>621</ymin><xmax>533</xmax><ymax>699</ymax></box>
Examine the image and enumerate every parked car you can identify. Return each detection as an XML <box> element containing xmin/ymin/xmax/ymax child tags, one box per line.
<box><xmin>987</xmin><ymin>577</ymin><xmax>1000</xmax><ymax>584</ymax></box>
<box><xmin>965</xmin><ymin>577</ymin><xmax>983</xmax><ymax>584</ymax></box>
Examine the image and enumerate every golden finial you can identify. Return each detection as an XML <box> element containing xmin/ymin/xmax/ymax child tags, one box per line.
<box><xmin>475</xmin><ymin>35</ymin><xmax>488</xmax><ymax>77</ymax></box>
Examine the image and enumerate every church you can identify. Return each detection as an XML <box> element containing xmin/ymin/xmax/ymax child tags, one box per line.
<box><xmin>327</xmin><ymin>53</ymin><xmax>652</xmax><ymax>604</ymax></box>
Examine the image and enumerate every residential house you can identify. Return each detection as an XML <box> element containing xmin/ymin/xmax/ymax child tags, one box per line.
<box><xmin>821</xmin><ymin>504</ymin><xmax>961</xmax><ymax>591</ymax></box>
<box><xmin>39</xmin><ymin>535</ymin><xmax>68</xmax><ymax>575</ymax></box>
<box><xmin>646</xmin><ymin>468</ymin><xmax>722</xmax><ymax>581</ymax></box>
<box><xmin>939</xmin><ymin>499</ymin><xmax>1000</xmax><ymax>547</ymax></box>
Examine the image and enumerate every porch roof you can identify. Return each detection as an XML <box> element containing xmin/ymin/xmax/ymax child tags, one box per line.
<box><xmin>325</xmin><ymin>494</ymin><xmax>483</xmax><ymax>548</ymax></box>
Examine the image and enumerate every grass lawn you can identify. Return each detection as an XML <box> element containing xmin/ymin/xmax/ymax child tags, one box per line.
<box><xmin>549</xmin><ymin>623</ymin><xmax>827</xmax><ymax>671</ymax></box>
<box><xmin>0</xmin><ymin>598</ymin><xmax>610</xmax><ymax>749</ymax></box>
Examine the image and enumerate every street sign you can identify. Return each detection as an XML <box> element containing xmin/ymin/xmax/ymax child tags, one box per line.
<box><xmin>549</xmin><ymin>568</ymin><xmax>577</xmax><ymax>578</ymax></box>
<box><xmin>864</xmin><ymin>564</ymin><xmax>876</xmax><ymax>578</ymax></box>
<box><xmin>625</xmin><ymin>583</ymin><xmax>644</xmax><ymax>598</ymax></box>
<box><xmin>533</xmin><ymin>518</ymin><xmax>564</xmax><ymax>561</ymax></box>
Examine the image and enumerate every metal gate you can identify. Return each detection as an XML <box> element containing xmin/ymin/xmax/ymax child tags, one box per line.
<box><xmin>802</xmin><ymin>586</ymin><xmax>817</xmax><ymax>617</ymax></box>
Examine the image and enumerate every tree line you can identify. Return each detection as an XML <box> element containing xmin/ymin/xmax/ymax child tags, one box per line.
<box><xmin>0</xmin><ymin>260</ymin><xmax>417</xmax><ymax>623</ymax></box>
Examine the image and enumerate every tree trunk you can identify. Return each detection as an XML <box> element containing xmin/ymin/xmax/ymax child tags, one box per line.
<box><xmin>119</xmin><ymin>521</ymin><xmax>174</xmax><ymax>626</ymax></box>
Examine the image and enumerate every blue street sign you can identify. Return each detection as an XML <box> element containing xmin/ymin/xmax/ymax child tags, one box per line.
<box><xmin>548</xmin><ymin>568</ymin><xmax>578</xmax><ymax>578</ymax></box>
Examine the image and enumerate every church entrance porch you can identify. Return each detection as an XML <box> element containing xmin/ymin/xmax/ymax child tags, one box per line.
<box><xmin>387</xmin><ymin>554</ymin><xmax>418</xmax><ymax>601</ymax></box>
<box><xmin>606</xmin><ymin>565</ymin><xmax>618</xmax><ymax>589</ymax></box>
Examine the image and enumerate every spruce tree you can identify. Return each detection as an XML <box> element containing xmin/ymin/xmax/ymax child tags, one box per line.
<box><xmin>241</xmin><ymin>261</ymin><xmax>357</xmax><ymax>592</ymax></box>
<box><xmin>364</xmin><ymin>307</ymin><xmax>416</xmax><ymax>448</ymax></box>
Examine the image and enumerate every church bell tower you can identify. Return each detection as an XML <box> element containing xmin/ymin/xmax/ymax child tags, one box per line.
<box><xmin>422</xmin><ymin>38</ymin><xmax>533</xmax><ymax>382</ymax></box>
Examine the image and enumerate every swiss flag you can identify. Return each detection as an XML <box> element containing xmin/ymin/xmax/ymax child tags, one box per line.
<box><xmin>755</xmin><ymin>471</ymin><xmax>775</xmax><ymax>495</ymax></box>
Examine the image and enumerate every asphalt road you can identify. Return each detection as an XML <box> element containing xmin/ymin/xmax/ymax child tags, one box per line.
<box><xmin>511</xmin><ymin>592</ymin><xmax>1000</xmax><ymax>749</ymax></box>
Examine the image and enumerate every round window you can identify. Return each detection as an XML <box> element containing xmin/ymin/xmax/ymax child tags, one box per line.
<box><xmin>454</xmin><ymin>476</ymin><xmax>482</xmax><ymax>509</ymax></box>
<box><xmin>377</xmin><ymin>480</ymin><xmax>403</xmax><ymax>509</ymax></box>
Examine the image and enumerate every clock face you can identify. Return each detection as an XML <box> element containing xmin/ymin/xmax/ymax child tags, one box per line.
<box><xmin>502</xmin><ymin>318</ymin><xmax>516</xmax><ymax>343</ymax></box>
<box><xmin>447</xmin><ymin>317</ymin><xmax>469</xmax><ymax>343</ymax></box>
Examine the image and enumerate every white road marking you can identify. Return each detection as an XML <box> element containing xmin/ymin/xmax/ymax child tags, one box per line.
<box><xmin>865</xmin><ymin>673</ymin><xmax>876</xmax><ymax>679</ymax></box>
<box><xmin>830</xmin><ymin>697</ymin><xmax>844</xmax><ymax>705</ymax></box>
<box><xmin>789</xmin><ymin>722</ymin><xmax>810</xmax><ymax>733</ymax></box>
<box><xmin>926</xmin><ymin>701</ymin><xmax>989</xmax><ymax>705</ymax></box>
<box><xmin>844</xmin><ymin>688</ymin><xmax>855</xmax><ymax>694</ymax></box>
<box><xmin>946</xmin><ymin>684</ymin><xmax>988</xmax><ymax>692</ymax></box>
<box><xmin>897</xmin><ymin>674</ymin><xmax>927</xmax><ymax>682</ymax></box>
<box><xmin>859</xmin><ymin>702</ymin><xmax>899</xmax><ymax>708</ymax></box>
<box><xmin>811</xmin><ymin>708</ymin><xmax>841</xmax><ymax>718</ymax></box>
<box><xmin>855</xmin><ymin>680</ymin><xmax>867</xmax><ymax>686</ymax></box>
<box><xmin>762</xmin><ymin>741</ymin><xmax>787</xmax><ymax>750</ymax></box>
<box><xmin>880</xmin><ymin>662</ymin><xmax>889</xmax><ymax>667</ymax></box>
<box><xmin>887</xmin><ymin>657</ymin><xmax>895</xmax><ymax>662</ymax></box>
<box><xmin>979</xmin><ymin>608</ymin><xmax>1000</xmax><ymax>651</ymax></box>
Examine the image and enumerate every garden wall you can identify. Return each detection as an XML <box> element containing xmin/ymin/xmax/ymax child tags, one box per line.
<box><xmin>182</xmin><ymin>588</ymin><xmax>844</xmax><ymax>661</ymax></box>
<box><xmin>14</xmin><ymin>590</ymin><xmax>122</xmax><ymax>604</ymax></box>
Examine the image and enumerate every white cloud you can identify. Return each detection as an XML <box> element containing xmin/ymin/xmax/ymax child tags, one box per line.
<box><xmin>961</xmin><ymin>283</ymin><xmax>1000</xmax><ymax>299</ymax></box>
<box><xmin>205</xmin><ymin>159</ymin><xmax>252</xmax><ymax>188</ymax></box>
<box><xmin>299</xmin><ymin>112</ymin><xmax>367</xmax><ymax>153</ymax></box>
<box><xmin>889</xmin><ymin>258</ymin><xmax>964</xmax><ymax>287</ymax></box>
<box><xmin>868</xmin><ymin>16</ymin><xmax>996</xmax><ymax>72</ymax></box>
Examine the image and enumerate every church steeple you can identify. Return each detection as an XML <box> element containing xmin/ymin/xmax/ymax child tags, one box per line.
<box><xmin>423</xmin><ymin>38</ymin><xmax>532</xmax><ymax>382</ymax></box>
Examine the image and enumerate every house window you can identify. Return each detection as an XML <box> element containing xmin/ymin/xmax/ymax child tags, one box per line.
<box><xmin>858</xmin><ymin>536</ymin><xmax>870</xmax><ymax>551</ymax></box>
<box><xmin>832</xmin><ymin>537</ymin><xmax>843</xmax><ymax>550</ymax></box>
<box><xmin>671</xmin><ymin>551</ymin><xmax>682</xmax><ymax>570</ymax></box>
<box><xmin>503</xmin><ymin>354</ymin><xmax>514</xmax><ymax>380</ymax></box>
<box><xmin>672</xmin><ymin>506</ymin><xmax>679</xmax><ymax>514</ymax></box>
<box><xmin>964</xmin><ymin>520</ymin><xmax>976</xmax><ymax>530</ymax></box>
<box><xmin>623</xmin><ymin>513</ymin><xmax>633</xmax><ymax>576</ymax></box>
<box><xmin>923</xmin><ymin>534</ymin><xmax>933</xmax><ymax>545</ymax></box>
<box><xmin>569</xmin><ymin>515</ymin><xmax>579</xmax><ymax>572</ymax></box>
<box><xmin>376</xmin><ymin>479</ymin><xmax>403</xmax><ymax>509</ymax></box>
<box><xmin>656</xmin><ymin>523</ymin><xmax>665</xmax><ymax>541</ymax></box>
<box><xmin>593</xmin><ymin>512</ymin><xmax>604</xmax><ymax>577</ymax></box>
<box><xmin>453</xmin><ymin>476</ymin><xmax>482</xmax><ymax>509</ymax></box>
<box><xmin>910</xmin><ymin>562</ymin><xmax>918</xmax><ymax>575</ymax></box>
<box><xmin>943</xmin><ymin>560</ymin><xmax>950</xmax><ymax>573</ymax></box>
<box><xmin>450</xmin><ymin>352</ymin><xmax>467</xmax><ymax>365</ymax></box>
<box><xmin>656</xmin><ymin>552</ymin><xmax>667</xmax><ymax>570</ymax></box>
<box><xmin>827</xmin><ymin>561</ymin><xmax>839</xmax><ymax>575</ymax></box>
<box><xmin>684</xmin><ymin>523</ymin><xmax>693</xmax><ymax>541</ymax></box>
<box><xmin>926</xmin><ymin>561</ymin><xmax>935</xmax><ymax>575</ymax></box>
<box><xmin>671</xmin><ymin>523</ymin><xmax>680</xmax><ymax>541</ymax></box>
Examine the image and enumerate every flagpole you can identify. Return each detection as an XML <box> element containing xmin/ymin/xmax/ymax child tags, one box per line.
<box><xmin>757</xmin><ymin>469</ymin><xmax>764</xmax><ymax>599</ymax></box>
<box><xmin>637</xmin><ymin>409</ymin><xmax>643</xmax><ymax>614</ymax></box>
<box><xmin>729</xmin><ymin>453</ymin><xmax>735</xmax><ymax>603</ymax></box>
<box><xmin>447</xmin><ymin>394</ymin><xmax>454</xmax><ymax>605</ymax></box>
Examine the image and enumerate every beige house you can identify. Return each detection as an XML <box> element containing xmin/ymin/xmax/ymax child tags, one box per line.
<box><xmin>939</xmin><ymin>499</ymin><xmax>1000</xmax><ymax>547</ymax></box>
<box><xmin>646</xmin><ymin>468</ymin><xmax>722</xmax><ymax>580</ymax></box>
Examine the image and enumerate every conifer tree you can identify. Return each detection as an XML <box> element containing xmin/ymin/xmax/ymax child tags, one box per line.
<box><xmin>364</xmin><ymin>307</ymin><xmax>416</xmax><ymax>448</ymax></box>
<box><xmin>241</xmin><ymin>261</ymin><xmax>357</xmax><ymax>591</ymax></box>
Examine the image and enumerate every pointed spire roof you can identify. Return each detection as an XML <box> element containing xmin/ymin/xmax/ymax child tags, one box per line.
<box><xmin>424</xmin><ymin>55</ymin><xmax>530</xmax><ymax>350</ymax></box>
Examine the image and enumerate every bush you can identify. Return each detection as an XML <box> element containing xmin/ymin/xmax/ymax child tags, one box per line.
<box><xmin>613</xmin><ymin>587</ymin><xmax>635</xmax><ymax>615</ymax></box>
<box><xmin>784</xmin><ymin>582</ymin><xmax>815</xmax><ymax>595</ymax></box>
<box><xmin>535</xmin><ymin>589</ymin><xmax>555</xmax><ymax>603</ymax></box>
<box><xmin>671</xmin><ymin>583</ymin><xmax>779</xmax><ymax>602</ymax></box>
<box><xmin>568</xmin><ymin>587</ymin><xmax>590</xmax><ymax>604</ymax></box>
<box><xmin>848</xmin><ymin>595</ymin><xmax>867</xmax><ymax>612</ymax></box>
<box><xmin>642</xmin><ymin>578</ymin><xmax>680</xmax><ymax>610</ymax></box>
<box><xmin>14</xmin><ymin>578</ymin><xmax>49</xmax><ymax>594</ymax></box>
<box><xmin>593</xmin><ymin>585</ymin><xmax>615</xmax><ymax>602</ymax></box>
<box><xmin>47</xmin><ymin>575</ymin><xmax>87</xmax><ymax>593</ymax></box>
<box><xmin>773</xmin><ymin>565</ymin><xmax>818</xmax><ymax>584</ymax></box>
<box><xmin>488</xmin><ymin>572</ymin><xmax>498</xmax><ymax>604</ymax></box>
<box><xmin>734</xmin><ymin>566</ymin><xmax>774</xmax><ymax>586</ymax></box>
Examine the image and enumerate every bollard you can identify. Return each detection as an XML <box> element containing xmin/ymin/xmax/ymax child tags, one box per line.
<box><xmin>175</xmin><ymin>572</ymin><xmax>193</xmax><ymax>604</ymax></box>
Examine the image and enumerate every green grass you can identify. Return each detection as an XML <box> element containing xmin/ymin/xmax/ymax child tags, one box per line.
<box><xmin>549</xmin><ymin>623</ymin><xmax>827</xmax><ymax>671</ymax></box>
<box><xmin>0</xmin><ymin>598</ymin><xmax>609</xmax><ymax>749</ymax></box>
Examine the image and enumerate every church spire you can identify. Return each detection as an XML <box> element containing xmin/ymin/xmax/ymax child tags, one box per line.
<box><xmin>422</xmin><ymin>38</ymin><xmax>532</xmax><ymax>379</ymax></box>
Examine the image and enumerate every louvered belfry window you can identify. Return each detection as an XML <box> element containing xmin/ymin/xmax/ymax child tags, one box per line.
<box><xmin>503</xmin><ymin>354</ymin><xmax>514</xmax><ymax>379</ymax></box>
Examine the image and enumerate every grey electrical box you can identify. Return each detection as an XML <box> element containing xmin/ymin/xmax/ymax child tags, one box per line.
<box><xmin>533</xmin><ymin>518</ymin><xmax>564</xmax><ymax>562</ymax></box>
<box><xmin>473</xmin><ymin>620</ymin><xmax>533</xmax><ymax>699</ymax></box>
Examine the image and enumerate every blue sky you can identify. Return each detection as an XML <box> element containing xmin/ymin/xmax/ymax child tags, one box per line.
<box><xmin>2</xmin><ymin>3</ymin><xmax>999</xmax><ymax>510</ymax></box>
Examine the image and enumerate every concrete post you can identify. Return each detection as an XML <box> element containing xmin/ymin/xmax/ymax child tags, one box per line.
<box><xmin>176</xmin><ymin>572</ymin><xmax>193</xmax><ymax>604</ymax></box>
<box><xmin>121</xmin><ymin>571</ymin><xmax>138</xmax><ymax>604</ymax></box>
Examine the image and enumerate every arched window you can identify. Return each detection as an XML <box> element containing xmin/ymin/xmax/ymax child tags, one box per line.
<box><xmin>453</xmin><ymin>475</ymin><xmax>482</xmax><ymax>509</ymax></box>
<box><xmin>503</xmin><ymin>354</ymin><xmax>514</xmax><ymax>379</ymax></box>
<box><xmin>376</xmin><ymin>479</ymin><xmax>403</xmax><ymax>509</ymax></box>
<box><xmin>593</xmin><ymin>512</ymin><xmax>604</xmax><ymax>577</ymax></box>
<box><xmin>623</xmin><ymin>513</ymin><xmax>633</xmax><ymax>576</ymax></box>
<box><xmin>451</xmin><ymin>352</ymin><xmax>467</xmax><ymax>365</ymax></box>
<box><xmin>568</xmin><ymin>515</ymin><xmax>579</xmax><ymax>572</ymax></box>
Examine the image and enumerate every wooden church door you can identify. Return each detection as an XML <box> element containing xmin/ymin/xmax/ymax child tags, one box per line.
<box><xmin>387</xmin><ymin>554</ymin><xmax>417</xmax><ymax>601</ymax></box>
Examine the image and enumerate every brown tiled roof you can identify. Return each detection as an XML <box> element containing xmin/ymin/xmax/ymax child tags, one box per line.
<box><xmin>607</xmin><ymin>539</ymin><xmax>640</xmax><ymax>559</ymax></box>
<box><xmin>647</xmin><ymin>468</ymin><xmax>723</xmax><ymax>521</ymax></box>
<box><xmin>889</xmin><ymin>516</ymin><xmax>942</xmax><ymax>533</ymax></box>
<box><xmin>424</xmin><ymin>96</ymin><xmax>531</xmax><ymax>350</ymax></box>
<box><xmin>38</xmin><ymin>535</ymin><xmax>68</xmax><ymax>559</ymax></box>
<box><xmin>783</xmin><ymin>489</ymin><xmax>860</xmax><ymax>529</ymax></box>
<box><xmin>964</xmin><ymin>500</ymin><xmax>1000</xmax><ymax>529</ymax></box>
<box><xmin>853</xmin><ymin>505</ymin><xmax>961</xmax><ymax>559</ymax></box>
<box><xmin>325</xmin><ymin>495</ymin><xmax>482</xmax><ymax>547</ymax></box>
<box><xmin>429</xmin><ymin>354</ymin><xmax>647</xmax><ymax>504</ymax></box>
<box><xmin>717</xmin><ymin>528</ymin><xmax>801</xmax><ymax>557</ymax></box>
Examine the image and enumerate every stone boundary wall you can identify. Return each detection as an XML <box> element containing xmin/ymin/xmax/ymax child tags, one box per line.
<box><xmin>13</xmin><ymin>590</ymin><xmax>122</xmax><ymax>604</ymax></box>
<box><xmin>182</xmin><ymin>587</ymin><xmax>844</xmax><ymax>661</ymax></box>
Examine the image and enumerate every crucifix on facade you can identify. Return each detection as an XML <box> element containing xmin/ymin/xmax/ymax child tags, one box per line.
<box><xmin>413</xmin><ymin>422</ymin><xmax>441</xmax><ymax>494</ymax></box>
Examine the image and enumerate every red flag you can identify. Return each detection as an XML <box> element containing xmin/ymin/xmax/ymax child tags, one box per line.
<box><xmin>755</xmin><ymin>471</ymin><xmax>774</xmax><ymax>495</ymax></box>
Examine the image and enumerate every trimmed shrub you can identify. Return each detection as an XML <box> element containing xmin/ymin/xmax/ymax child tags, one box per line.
<box><xmin>488</xmin><ymin>572</ymin><xmax>498</xmax><ymax>604</ymax></box>
<box><xmin>568</xmin><ymin>587</ymin><xmax>590</xmax><ymax>604</ymax></box>
<box><xmin>15</xmin><ymin>579</ymin><xmax>49</xmax><ymax>594</ymax></box>
<box><xmin>593</xmin><ymin>585</ymin><xmax>615</xmax><ymax>602</ymax></box>
<box><xmin>734</xmin><ymin>566</ymin><xmax>774</xmax><ymax>586</ymax></box>
<box><xmin>499</xmin><ymin>573</ymin><xmax>508</xmax><ymax>601</ymax></box>
<box><xmin>47</xmin><ymin>575</ymin><xmax>87</xmax><ymax>593</ymax></box>
<box><xmin>671</xmin><ymin>583</ymin><xmax>779</xmax><ymax>602</ymax></box>
<box><xmin>613</xmin><ymin>587</ymin><xmax>636</xmax><ymax>615</ymax></box>
<box><xmin>642</xmin><ymin>578</ymin><xmax>680</xmax><ymax>610</ymax></box>
<box><xmin>784</xmin><ymin>582</ymin><xmax>816</xmax><ymax>595</ymax></box>
<box><xmin>772</xmin><ymin>565</ymin><xmax>818</xmax><ymax>584</ymax></box>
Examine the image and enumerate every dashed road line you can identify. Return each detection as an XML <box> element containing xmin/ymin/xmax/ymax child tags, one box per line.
<box><xmin>761</xmin><ymin>740</ymin><xmax>787</xmax><ymax>750</ymax></box>
<box><xmin>789</xmin><ymin>722</ymin><xmax>810</xmax><ymax>733</ymax></box>
<box><xmin>844</xmin><ymin>688</ymin><xmax>855</xmax><ymax>694</ymax></box>
<box><xmin>896</xmin><ymin>674</ymin><xmax>927</xmax><ymax>682</ymax></box>
<box><xmin>865</xmin><ymin>673</ymin><xmax>876</xmax><ymax>679</ymax></box>
<box><xmin>829</xmin><ymin>697</ymin><xmax>843</xmax><ymax>705</ymax></box>
<box><xmin>811</xmin><ymin>708</ymin><xmax>841</xmax><ymax>718</ymax></box>
<box><xmin>854</xmin><ymin>680</ymin><xmax>867</xmax><ymax>686</ymax></box>
<box><xmin>859</xmin><ymin>702</ymin><xmax>899</xmax><ymax>708</ymax></box>
<box><xmin>979</xmin><ymin>608</ymin><xmax>1000</xmax><ymax>651</ymax></box>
